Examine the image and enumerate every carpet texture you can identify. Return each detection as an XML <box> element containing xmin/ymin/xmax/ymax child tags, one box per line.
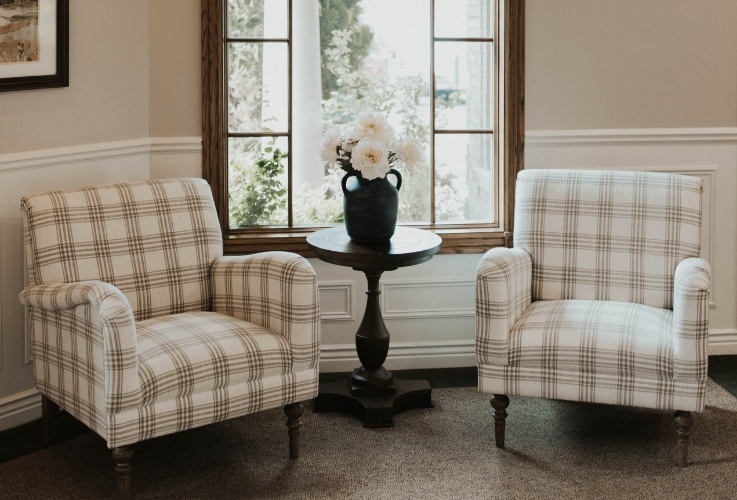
<box><xmin>2</xmin><ymin>379</ymin><xmax>737</xmax><ymax>499</ymax></box>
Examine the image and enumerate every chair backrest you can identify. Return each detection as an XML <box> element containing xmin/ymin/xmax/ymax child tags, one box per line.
<box><xmin>514</xmin><ymin>169</ymin><xmax>702</xmax><ymax>309</ymax></box>
<box><xmin>22</xmin><ymin>178</ymin><xmax>223</xmax><ymax>321</ymax></box>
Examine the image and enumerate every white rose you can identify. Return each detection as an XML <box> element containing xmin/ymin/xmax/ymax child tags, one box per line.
<box><xmin>352</xmin><ymin>112</ymin><xmax>394</xmax><ymax>145</ymax></box>
<box><xmin>396</xmin><ymin>138</ymin><xmax>425</xmax><ymax>168</ymax></box>
<box><xmin>350</xmin><ymin>138</ymin><xmax>391</xmax><ymax>181</ymax></box>
<box><xmin>320</xmin><ymin>128</ymin><xmax>342</xmax><ymax>163</ymax></box>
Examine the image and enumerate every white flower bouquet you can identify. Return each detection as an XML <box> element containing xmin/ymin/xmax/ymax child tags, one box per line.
<box><xmin>320</xmin><ymin>113</ymin><xmax>425</xmax><ymax>181</ymax></box>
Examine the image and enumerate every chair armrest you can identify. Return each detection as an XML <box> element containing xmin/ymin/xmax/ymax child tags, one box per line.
<box><xmin>21</xmin><ymin>281</ymin><xmax>127</xmax><ymax>313</ymax></box>
<box><xmin>672</xmin><ymin>257</ymin><xmax>711</xmax><ymax>382</ymax></box>
<box><xmin>210</xmin><ymin>252</ymin><xmax>321</xmax><ymax>371</ymax></box>
<box><xmin>476</xmin><ymin>247</ymin><xmax>533</xmax><ymax>365</ymax></box>
<box><xmin>18</xmin><ymin>281</ymin><xmax>141</xmax><ymax>414</ymax></box>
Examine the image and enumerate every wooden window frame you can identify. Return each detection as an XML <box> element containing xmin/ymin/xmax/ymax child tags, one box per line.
<box><xmin>201</xmin><ymin>0</ymin><xmax>524</xmax><ymax>256</ymax></box>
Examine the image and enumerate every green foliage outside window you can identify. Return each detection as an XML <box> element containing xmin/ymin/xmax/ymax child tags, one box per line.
<box><xmin>229</xmin><ymin>141</ymin><xmax>288</xmax><ymax>226</ymax></box>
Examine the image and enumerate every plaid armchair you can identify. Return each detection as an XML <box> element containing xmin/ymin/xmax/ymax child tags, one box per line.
<box><xmin>476</xmin><ymin>169</ymin><xmax>710</xmax><ymax>467</ymax></box>
<box><xmin>19</xmin><ymin>178</ymin><xmax>320</xmax><ymax>498</ymax></box>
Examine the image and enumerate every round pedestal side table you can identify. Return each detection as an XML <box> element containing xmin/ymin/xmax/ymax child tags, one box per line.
<box><xmin>307</xmin><ymin>226</ymin><xmax>442</xmax><ymax>428</ymax></box>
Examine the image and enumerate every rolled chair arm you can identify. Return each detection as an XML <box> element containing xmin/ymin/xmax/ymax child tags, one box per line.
<box><xmin>21</xmin><ymin>281</ymin><xmax>128</xmax><ymax>312</ymax></box>
<box><xmin>19</xmin><ymin>281</ymin><xmax>141</xmax><ymax>413</ymax></box>
<box><xmin>672</xmin><ymin>257</ymin><xmax>711</xmax><ymax>383</ymax></box>
<box><xmin>476</xmin><ymin>247</ymin><xmax>533</xmax><ymax>365</ymax></box>
<box><xmin>211</xmin><ymin>252</ymin><xmax>321</xmax><ymax>371</ymax></box>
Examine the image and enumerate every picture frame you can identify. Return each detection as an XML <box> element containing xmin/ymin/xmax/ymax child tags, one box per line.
<box><xmin>0</xmin><ymin>0</ymin><xmax>68</xmax><ymax>92</ymax></box>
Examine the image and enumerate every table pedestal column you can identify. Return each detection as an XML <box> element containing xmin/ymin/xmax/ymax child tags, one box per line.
<box><xmin>312</xmin><ymin>270</ymin><xmax>433</xmax><ymax>427</ymax></box>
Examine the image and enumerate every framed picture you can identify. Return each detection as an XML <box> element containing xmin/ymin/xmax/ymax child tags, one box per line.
<box><xmin>0</xmin><ymin>0</ymin><xmax>68</xmax><ymax>92</ymax></box>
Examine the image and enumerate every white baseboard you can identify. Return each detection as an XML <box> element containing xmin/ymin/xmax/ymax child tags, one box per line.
<box><xmin>319</xmin><ymin>339</ymin><xmax>476</xmax><ymax>373</ymax></box>
<box><xmin>0</xmin><ymin>389</ymin><xmax>41</xmax><ymax>432</ymax></box>
<box><xmin>708</xmin><ymin>329</ymin><xmax>737</xmax><ymax>355</ymax></box>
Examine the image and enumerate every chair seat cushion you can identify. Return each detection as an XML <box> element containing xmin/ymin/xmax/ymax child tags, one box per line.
<box><xmin>136</xmin><ymin>312</ymin><xmax>293</xmax><ymax>404</ymax></box>
<box><xmin>509</xmin><ymin>300</ymin><xmax>674</xmax><ymax>379</ymax></box>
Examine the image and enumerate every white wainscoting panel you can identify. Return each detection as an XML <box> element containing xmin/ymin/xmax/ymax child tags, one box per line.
<box><xmin>381</xmin><ymin>279</ymin><xmax>475</xmax><ymax>319</ymax></box>
<box><xmin>318</xmin><ymin>281</ymin><xmax>356</xmax><ymax>322</ymax></box>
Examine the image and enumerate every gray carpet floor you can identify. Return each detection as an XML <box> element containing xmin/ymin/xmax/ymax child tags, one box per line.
<box><xmin>1</xmin><ymin>379</ymin><xmax>736</xmax><ymax>499</ymax></box>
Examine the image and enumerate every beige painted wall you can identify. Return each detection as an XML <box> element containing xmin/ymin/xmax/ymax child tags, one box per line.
<box><xmin>148</xmin><ymin>0</ymin><xmax>201</xmax><ymax>138</ymax></box>
<box><xmin>0</xmin><ymin>0</ymin><xmax>150</xmax><ymax>155</ymax></box>
<box><xmin>526</xmin><ymin>0</ymin><xmax>737</xmax><ymax>130</ymax></box>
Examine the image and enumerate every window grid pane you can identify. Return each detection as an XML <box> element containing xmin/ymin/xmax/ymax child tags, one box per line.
<box><xmin>434</xmin><ymin>132</ymin><xmax>494</xmax><ymax>224</ymax></box>
<box><xmin>224</xmin><ymin>0</ymin><xmax>497</xmax><ymax>230</ymax></box>
<box><xmin>226</xmin><ymin>0</ymin><xmax>291</xmax><ymax>230</ymax></box>
<box><xmin>227</xmin><ymin>42</ymin><xmax>289</xmax><ymax>133</ymax></box>
<box><xmin>433</xmin><ymin>0</ymin><xmax>495</xmax><ymax>226</ymax></box>
<box><xmin>228</xmin><ymin>136</ymin><xmax>289</xmax><ymax>227</ymax></box>
<box><xmin>434</xmin><ymin>41</ymin><xmax>494</xmax><ymax>132</ymax></box>
<box><xmin>227</xmin><ymin>0</ymin><xmax>288</xmax><ymax>39</ymax></box>
<box><xmin>434</xmin><ymin>0</ymin><xmax>493</xmax><ymax>39</ymax></box>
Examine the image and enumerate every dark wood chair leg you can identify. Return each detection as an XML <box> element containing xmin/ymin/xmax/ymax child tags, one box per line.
<box><xmin>674</xmin><ymin>410</ymin><xmax>693</xmax><ymax>468</ymax></box>
<box><xmin>112</xmin><ymin>446</ymin><xmax>134</xmax><ymax>500</ymax></box>
<box><xmin>284</xmin><ymin>402</ymin><xmax>304</xmax><ymax>459</ymax></box>
<box><xmin>490</xmin><ymin>394</ymin><xmax>510</xmax><ymax>449</ymax></box>
<box><xmin>41</xmin><ymin>395</ymin><xmax>59</xmax><ymax>446</ymax></box>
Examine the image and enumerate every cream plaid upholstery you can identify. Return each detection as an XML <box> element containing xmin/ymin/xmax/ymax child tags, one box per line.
<box><xmin>22</xmin><ymin>178</ymin><xmax>222</xmax><ymax>321</ymax></box>
<box><xmin>514</xmin><ymin>169</ymin><xmax>703</xmax><ymax>309</ymax></box>
<box><xmin>477</xmin><ymin>170</ymin><xmax>710</xmax><ymax>412</ymax></box>
<box><xmin>19</xmin><ymin>178</ymin><xmax>320</xmax><ymax>448</ymax></box>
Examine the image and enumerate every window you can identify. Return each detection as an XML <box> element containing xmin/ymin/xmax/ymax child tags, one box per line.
<box><xmin>202</xmin><ymin>0</ymin><xmax>524</xmax><ymax>254</ymax></box>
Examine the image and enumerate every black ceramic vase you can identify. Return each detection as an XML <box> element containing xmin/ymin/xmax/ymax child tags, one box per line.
<box><xmin>342</xmin><ymin>168</ymin><xmax>402</xmax><ymax>243</ymax></box>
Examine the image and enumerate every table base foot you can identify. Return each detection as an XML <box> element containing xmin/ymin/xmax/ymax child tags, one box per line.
<box><xmin>312</xmin><ymin>377</ymin><xmax>433</xmax><ymax>428</ymax></box>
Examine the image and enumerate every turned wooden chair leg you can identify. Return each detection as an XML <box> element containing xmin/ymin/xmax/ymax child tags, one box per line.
<box><xmin>284</xmin><ymin>402</ymin><xmax>304</xmax><ymax>459</ymax></box>
<box><xmin>490</xmin><ymin>394</ymin><xmax>510</xmax><ymax>449</ymax></box>
<box><xmin>41</xmin><ymin>395</ymin><xmax>59</xmax><ymax>446</ymax></box>
<box><xmin>112</xmin><ymin>446</ymin><xmax>134</xmax><ymax>500</ymax></box>
<box><xmin>674</xmin><ymin>410</ymin><xmax>693</xmax><ymax>468</ymax></box>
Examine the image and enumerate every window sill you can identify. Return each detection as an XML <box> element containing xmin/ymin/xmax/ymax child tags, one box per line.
<box><xmin>223</xmin><ymin>226</ymin><xmax>509</xmax><ymax>257</ymax></box>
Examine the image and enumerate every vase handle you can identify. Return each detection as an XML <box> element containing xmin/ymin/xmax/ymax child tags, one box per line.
<box><xmin>388</xmin><ymin>168</ymin><xmax>402</xmax><ymax>191</ymax></box>
<box><xmin>341</xmin><ymin>171</ymin><xmax>360</xmax><ymax>196</ymax></box>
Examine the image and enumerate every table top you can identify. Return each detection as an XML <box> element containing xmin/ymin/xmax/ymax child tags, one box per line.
<box><xmin>307</xmin><ymin>226</ymin><xmax>442</xmax><ymax>272</ymax></box>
